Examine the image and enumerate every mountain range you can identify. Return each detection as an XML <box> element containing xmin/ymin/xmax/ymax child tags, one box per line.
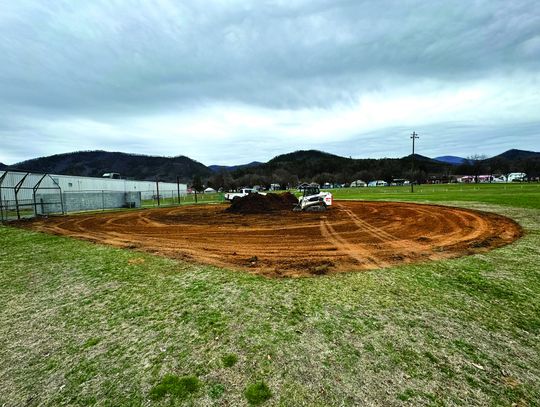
<box><xmin>2</xmin><ymin>149</ymin><xmax>539</xmax><ymax>183</ymax></box>
<box><xmin>434</xmin><ymin>156</ymin><xmax>467</xmax><ymax>165</ymax></box>
<box><xmin>208</xmin><ymin>162</ymin><xmax>263</xmax><ymax>173</ymax></box>
<box><xmin>434</xmin><ymin>149</ymin><xmax>540</xmax><ymax>165</ymax></box>
<box><xmin>4</xmin><ymin>151</ymin><xmax>211</xmax><ymax>182</ymax></box>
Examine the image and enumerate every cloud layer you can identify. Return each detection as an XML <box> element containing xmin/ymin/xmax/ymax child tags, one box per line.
<box><xmin>1</xmin><ymin>0</ymin><xmax>539</xmax><ymax>164</ymax></box>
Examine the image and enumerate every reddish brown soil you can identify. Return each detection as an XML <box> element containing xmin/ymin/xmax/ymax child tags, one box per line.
<box><xmin>22</xmin><ymin>201</ymin><xmax>522</xmax><ymax>277</ymax></box>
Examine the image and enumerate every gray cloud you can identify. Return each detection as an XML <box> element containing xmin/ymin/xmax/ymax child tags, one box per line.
<box><xmin>0</xmin><ymin>0</ymin><xmax>539</xmax><ymax>165</ymax></box>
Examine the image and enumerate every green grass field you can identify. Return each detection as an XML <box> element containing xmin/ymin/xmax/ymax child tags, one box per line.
<box><xmin>329</xmin><ymin>182</ymin><xmax>540</xmax><ymax>210</ymax></box>
<box><xmin>142</xmin><ymin>192</ymin><xmax>224</xmax><ymax>208</ymax></box>
<box><xmin>1</xmin><ymin>183</ymin><xmax>539</xmax><ymax>406</ymax></box>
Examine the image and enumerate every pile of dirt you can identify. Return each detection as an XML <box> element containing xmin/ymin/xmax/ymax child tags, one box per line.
<box><xmin>226</xmin><ymin>192</ymin><xmax>298</xmax><ymax>214</ymax></box>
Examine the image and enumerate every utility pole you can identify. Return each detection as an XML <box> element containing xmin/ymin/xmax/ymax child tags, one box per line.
<box><xmin>410</xmin><ymin>131</ymin><xmax>419</xmax><ymax>193</ymax></box>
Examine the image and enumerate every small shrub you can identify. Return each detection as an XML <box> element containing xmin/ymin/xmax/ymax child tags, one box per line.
<box><xmin>397</xmin><ymin>388</ymin><xmax>416</xmax><ymax>401</ymax></box>
<box><xmin>209</xmin><ymin>383</ymin><xmax>225</xmax><ymax>399</ymax></box>
<box><xmin>222</xmin><ymin>353</ymin><xmax>238</xmax><ymax>367</ymax></box>
<box><xmin>149</xmin><ymin>374</ymin><xmax>201</xmax><ymax>400</ymax></box>
<box><xmin>244</xmin><ymin>381</ymin><xmax>272</xmax><ymax>405</ymax></box>
<box><xmin>83</xmin><ymin>337</ymin><xmax>100</xmax><ymax>348</ymax></box>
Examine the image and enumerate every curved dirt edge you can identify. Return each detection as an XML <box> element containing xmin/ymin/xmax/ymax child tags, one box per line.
<box><xmin>16</xmin><ymin>200</ymin><xmax>523</xmax><ymax>278</ymax></box>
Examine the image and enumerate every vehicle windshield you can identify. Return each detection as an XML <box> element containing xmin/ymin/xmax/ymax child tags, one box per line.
<box><xmin>304</xmin><ymin>187</ymin><xmax>320</xmax><ymax>195</ymax></box>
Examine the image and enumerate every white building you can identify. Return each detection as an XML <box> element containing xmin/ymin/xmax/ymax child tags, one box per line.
<box><xmin>350</xmin><ymin>180</ymin><xmax>367</xmax><ymax>187</ymax></box>
<box><xmin>368</xmin><ymin>180</ymin><xmax>388</xmax><ymax>187</ymax></box>
<box><xmin>507</xmin><ymin>172</ymin><xmax>526</xmax><ymax>182</ymax></box>
<box><xmin>1</xmin><ymin>171</ymin><xmax>187</xmax><ymax>200</ymax></box>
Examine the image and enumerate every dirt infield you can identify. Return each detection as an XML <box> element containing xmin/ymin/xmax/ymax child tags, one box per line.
<box><xmin>21</xmin><ymin>201</ymin><xmax>522</xmax><ymax>277</ymax></box>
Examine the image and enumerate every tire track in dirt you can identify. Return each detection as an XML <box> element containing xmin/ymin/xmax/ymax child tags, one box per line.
<box><xmin>339</xmin><ymin>205</ymin><xmax>400</xmax><ymax>242</ymax></box>
<box><xmin>319</xmin><ymin>218</ymin><xmax>384</xmax><ymax>268</ymax></box>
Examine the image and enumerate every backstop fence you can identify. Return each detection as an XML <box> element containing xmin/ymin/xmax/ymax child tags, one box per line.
<box><xmin>0</xmin><ymin>171</ymin><xmax>64</xmax><ymax>221</ymax></box>
<box><xmin>0</xmin><ymin>171</ymin><xmax>224</xmax><ymax>222</ymax></box>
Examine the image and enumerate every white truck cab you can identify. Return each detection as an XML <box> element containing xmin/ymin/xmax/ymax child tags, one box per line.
<box><xmin>224</xmin><ymin>188</ymin><xmax>264</xmax><ymax>201</ymax></box>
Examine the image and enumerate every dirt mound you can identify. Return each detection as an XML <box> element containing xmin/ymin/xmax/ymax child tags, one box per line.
<box><xmin>226</xmin><ymin>192</ymin><xmax>298</xmax><ymax>214</ymax></box>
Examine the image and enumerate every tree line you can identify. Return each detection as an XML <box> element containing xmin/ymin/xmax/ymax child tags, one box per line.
<box><xmin>192</xmin><ymin>152</ymin><xmax>540</xmax><ymax>191</ymax></box>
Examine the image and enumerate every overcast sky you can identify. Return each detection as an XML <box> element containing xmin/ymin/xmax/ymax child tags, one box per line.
<box><xmin>1</xmin><ymin>0</ymin><xmax>539</xmax><ymax>165</ymax></box>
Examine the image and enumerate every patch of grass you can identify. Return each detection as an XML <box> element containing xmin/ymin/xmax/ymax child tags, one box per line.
<box><xmin>397</xmin><ymin>388</ymin><xmax>416</xmax><ymax>401</ymax></box>
<box><xmin>209</xmin><ymin>383</ymin><xmax>226</xmax><ymax>399</ymax></box>
<box><xmin>149</xmin><ymin>374</ymin><xmax>201</xmax><ymax>401</ymax></box>
<box><xmin>83</xmin><ymin>337</ymin><xmax>100</xmax><ymax>348</ymax></box>
<box><xmin>0</xmin><ymin>198</ymin><xmax>539</xmax><ymax>405</ymax></box>
<box><xmin>330</xmin><ymin>183</ymin><xmax>540</xmax><ymax>209</ymax></box>
<box><xmin>244</xmin><ymin>381</ymin><xmax>272</xmax><ymax>405</ymax></box>
<box><xmin>222</xmin><ymin>353</ymin><xmax>238</xmax><ymax>368</ymax></box>
<box><xmin>141</xmin><ymin>192</ymin><xmax>225</xmax><ymax>208</ymax></box>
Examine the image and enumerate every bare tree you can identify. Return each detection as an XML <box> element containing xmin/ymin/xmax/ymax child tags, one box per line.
<box><xmin>466</xmin><ymin>154</ymin><xmax>488</xmax><ymax>183</ymax></box>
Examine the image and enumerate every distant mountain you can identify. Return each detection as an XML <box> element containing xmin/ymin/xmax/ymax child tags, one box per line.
<box><xmin>230</xmin><ymin>149</ymin><xmax>450</xmax><ymax>182</ymax></box>
<box><xmin>434</xmin><ymin>155</ymin><xmax>467</xmax><ymax>165</ymax></box>
<box><xmin>492</xmin><ymin>149</ymin><xmax>540</xmax><ymax>161</ymax></box>
<box><xmin>0</xmin><ymin>162</ymin><xmax>7</xmax><ymax>171</ymax></box>
<box><xmin>4</xmin><ymin>147</ymin><xmax>538</xmax><ymax>186</ymax></box>
<box><xmin>209</xmin><ymin>161</ymin><xmax>263</xmax><ymax>173</ymax></box>
<box><xmin>261</xmin><ymin>150</ymin><xmax>354</xmax><ymax>178</ymax></box>
<box><xmin>404</xmin><ymin>154</ymin><xmax>441</xmax><ymax>163</ymax></box>
<box><xmin>10</xmin><ymin>151</ymin><xmax>212</xmax><ymax>183</ymax></box>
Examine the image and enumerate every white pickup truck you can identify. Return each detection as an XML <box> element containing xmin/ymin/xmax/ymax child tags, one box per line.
<box><xmin>224</xmin><ymin>188</ymin><xmax>266</xmax><ymax>201</ymax></box>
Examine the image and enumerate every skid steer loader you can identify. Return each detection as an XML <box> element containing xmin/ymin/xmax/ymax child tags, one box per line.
<box><xmin>293</xmin><ymin>185</ymin><xmax>333</xmax><ymax>211</ymax></box>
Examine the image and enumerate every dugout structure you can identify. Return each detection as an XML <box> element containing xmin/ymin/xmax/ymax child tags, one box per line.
<box><xmin>0</xmin><ymin>171</ymin><xmax>64</xmax><ymax>221</ymax></box>
<box><xmin>0</xmin><ymin>171</ymin><xmax>146</xmax><ymax>222</ymax></box>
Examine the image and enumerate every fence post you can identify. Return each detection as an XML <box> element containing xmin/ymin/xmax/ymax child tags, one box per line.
<box><xmin>14</xmin><ymin>172</ymin><xmax>30</xmax><ymax>220</ymax></box>
<box><xmin>59</xmin><ymin>189</ymin><xmax>65</xmax><ymax>215</ymax></box>
<box><xmin>0</xmin><ymin>171</ymin><xmax>6</xmax><ymax>222</ymax></box>
<box><xmin>177</xmin><ymin>176</ymin><xmax>180</xmax><ymax>205</ymax></box>
<box><xmin>156</xmin><ymin>180</ymin><xmax>160</xmax><ymax>207</ymax></box>
<box><xmin>102</xmin><ymin>190</ymin><xmax>105</xmax><ymax>211</ymax></box>
<box><xmin>14</xmin><ymin>189</ymin><xmax>20</xmax><ymax>220</ymax></box>
<box><xmin>49</xmin><ymin>175</ymin><xmax>64</xmax><ymax>215</ymax></box>
<box><xmin>0</xmin><ymin>185</ymin><xmax>3</xmax><ymax>222</ymax></box>
<box><xmin>32</xmin><ymin>173</ymin><xmax>48</xmax><ymax>216</ymax></box>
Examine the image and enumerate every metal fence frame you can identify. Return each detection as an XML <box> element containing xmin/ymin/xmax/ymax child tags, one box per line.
<box><xmin>0</xmin><ymin>171</ymin><xmax>64</xmax><ymax>222</ymax></box>
<box><xmin>0</xmin><ymin>170</ymin><xmax>224</xmax><ymax>222</ymax></box>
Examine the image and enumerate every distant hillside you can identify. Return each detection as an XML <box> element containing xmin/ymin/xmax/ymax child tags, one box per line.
<box><xmin>434</xmin><ymin>155</ymin><xmax>467</xmax><ymax>165</ymax></box>
<box><xmin>481</xmin><ymin>149</ymin><xmax>540</xmax><ymax>176</ymax></box>
<box><xmin>5</xmin><ymin>147</ymin><xmax>538</xmax><ymax>188</ymax></box>
<box><xmin>10</xmin><ymin>151</ymin><xmax>211</xmax><ymax>182</ymax></box>
<box><xmin>264</xmin><ymin>150</ymin><xmax>353</xmax><ymax>178</ymax></box>
<box><xmin>492</xmin><ymin>149</ymin><xmax>540</xmax><ymax>161</ymax></box>
<box><xmin>209</xmin><ymin>161</ymin><xmax>263</xmax><ymax>173</ymax></box>
<box><xmin>0</xmin><ymin>162</ymin><xmax>7</xmax><ymax>171</ymax></box>
<box><xmin>404</xmin><ymin>154</ymin><xmax>441</xmax><ymax>163</ymax></box>
<box><xmin>229</xmin><ymin>150</ymin><xmax>450</xmax><ymax>184</ymax></box>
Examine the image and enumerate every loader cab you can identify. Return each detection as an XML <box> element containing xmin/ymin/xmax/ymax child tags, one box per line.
<box><xmin>303</xmin><ymin>186</ymin><xmax>320</xmax><ymax>197</ymax></box>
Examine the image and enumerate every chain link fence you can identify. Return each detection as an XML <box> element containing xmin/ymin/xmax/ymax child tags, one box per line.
<box><xmin>0</xmin><ymin>171</ymin><xmax>63</xmax><ymax>221</ymax></box>
<box><xmin>1</xmin><ymin>171</ymin><xmax>223</xmax><ymax>222</ymax></box>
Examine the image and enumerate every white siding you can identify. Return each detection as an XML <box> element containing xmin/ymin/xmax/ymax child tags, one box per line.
<box><xmin>2</xmin><ymin>172</ymin><xmax>187</xmax><ymax>200</ymax></box>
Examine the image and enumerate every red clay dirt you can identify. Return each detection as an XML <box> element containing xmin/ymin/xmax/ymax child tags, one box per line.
<box><xmin>21</xmin><ymin>201</ymin><xmax>522</xmax><ymax>277</ymax></box>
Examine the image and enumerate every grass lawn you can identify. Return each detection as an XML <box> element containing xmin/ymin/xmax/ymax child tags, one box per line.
<box><xmin>142</xmin><ymin>193</ymin><xmax>224</xmax><ymax>208</ymax></box>
<box><xmin>1</xmin><ymin>184</ymin><xmax>539</xmax><ymax>406</ymax></box>
<box><xmin>330</xmin><ymin>182</ymin><xmax>540</xmax><ymax>210</ymax></box>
